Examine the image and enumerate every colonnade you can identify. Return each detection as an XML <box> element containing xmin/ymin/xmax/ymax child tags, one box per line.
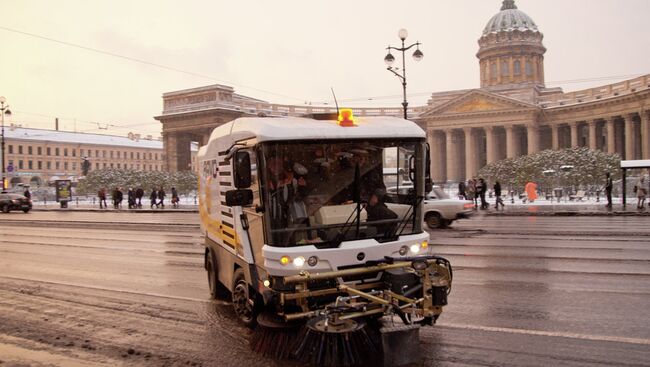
<box><xmin>428</xmin><ymin>110</ymin><xmax>650</xmax><ymax>183</ymax></box>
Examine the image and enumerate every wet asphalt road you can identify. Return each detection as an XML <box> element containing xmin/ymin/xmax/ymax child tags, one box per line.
<box><xmin>0</xmin><ymin>212</ymin><xmax>649</xmax><ymax>366</ymax></box>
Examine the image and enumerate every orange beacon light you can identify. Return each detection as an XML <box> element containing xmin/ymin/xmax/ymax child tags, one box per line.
<box><xmin>337</xmin><ymin>108</ymin><xmax>356</xmax><ymax>127</ymax></box>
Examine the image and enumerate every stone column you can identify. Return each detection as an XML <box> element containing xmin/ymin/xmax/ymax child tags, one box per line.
<box><xmin>505</xmin><ymin>125</ymin><xmax>515</xmax><ymax>158</ymax></box>
<box><xmin>641</xmin><ymin>110</ymin><xmax>650</xmax><ymax>159</ymax></box>
<box><xmin>588</xmin><ymin>121</ymin><xmax>598</xmax><ymax>150</ymax></box>
<box><xmin>464</xmin><ymin>128</ymin><xmax>476</xmax><ymax>179</ymax></box>
<box><xmin>551</xmin><ymin>124</ymin><xmax>559</xmax><ymax>150</ymax></box>
<box><xmin>527</xmin><ymin>125</ymin><xmax>539</xmax><ymax>154</ymax></box>
<box><xmin>570</xmin><ymin>122</ymin><xmax>579</xmax><ymax>148</ymax></box>
<box><xmin>625</xmin><ymin>114</ymin><xmax>636</xmax><ymax>160</ymax></box>
<box><xmin>445</xmin><ymin>130</ymin><xmax>457</xmax><ymax>182</ymax></box>
<box><xmin>162</xmin><ymin>131</ymin><xmax>177</xmax><ymax>172</ymax></box>
<box><xmin>428</xmin><ymin>131</ymin><xmax>445</xmax><ymax>183</ymax></box>
<box><xmin>606</xmin><ymin>117</ymin><xmax>616</xmax><ymax>154</ymax></box>
<box><xmin>485</xmin><ymin>126</ymin><xmax>496</xmax><ymax>164</ymax></box>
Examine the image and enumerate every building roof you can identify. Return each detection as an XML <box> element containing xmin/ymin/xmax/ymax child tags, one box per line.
<box><xmin>482</xmin><ymin>0</ymin><xmax>539</xmax><ymax>36</ymax></box>
<box><xmin>210</xmin><ymin>116</ymin><xmax>426</xmax><ymax>144</ymax></box>
<box><xmin>4</xmin><ymin>127</ymin><xmax>163</xmax><ymax>149</ymax></box>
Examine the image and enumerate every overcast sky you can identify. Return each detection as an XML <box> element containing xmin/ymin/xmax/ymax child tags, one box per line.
<box><xmin>1</xmin><ymin>0</ymin><xmax>649</xmax><ymax>137</ymax></box>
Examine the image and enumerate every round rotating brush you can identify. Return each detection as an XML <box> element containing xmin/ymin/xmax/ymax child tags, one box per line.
<box><xmin>250</xmin><ymin>311</ymin><xmax>304</xmax><ymax>359</ymax></box>
<box><xmin>292</xmin><ymin>316</ymin><xmax>380</xmax><ymax>367</ymax></box>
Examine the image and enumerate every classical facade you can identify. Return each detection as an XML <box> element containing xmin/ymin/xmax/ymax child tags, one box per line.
<box><xmin>156</xmin><ymin>0</ymin><xmax>650</xmax><ymax>183</ymax></box>
<box><xmin>2</xmin><ymin>127</ymin><xmax>173</xmax><ymax>187</ymax></box>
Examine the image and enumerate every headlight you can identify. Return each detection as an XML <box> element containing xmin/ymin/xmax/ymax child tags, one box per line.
<box><xmin>410</xmin><ymin>244</ymin><xmax>421</xmax><ymax>254</ymax></box>
<box><xmin>280</xmin><ymin>256</ymin><xmax>291</xmax><ymax>265</ymax></box>
<box><xmin>292</xmin><ymin>256</ymin><xmax>305</xmax><ymax>267</ymax></box>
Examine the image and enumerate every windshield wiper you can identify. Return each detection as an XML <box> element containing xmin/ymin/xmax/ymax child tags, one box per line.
<box><xmin>387</xmin><ymin>193</ymin><xmax>424</xmax><ymax>239</ymax></box>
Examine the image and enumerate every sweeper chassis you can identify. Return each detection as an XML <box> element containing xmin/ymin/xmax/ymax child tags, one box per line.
<box><xmin>252</xmin><ymin>255</ymin><xmax>453</xmax><ymax>366</ymax></box>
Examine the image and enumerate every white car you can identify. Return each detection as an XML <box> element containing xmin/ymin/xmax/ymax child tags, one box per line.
<box><xmin>423</xmin><ymin>187</ymin><xmax>474</xmax><ymax>229</ymax></box>
<box><xmin>386</xmin><ymin>185</ymin><xmax>474</xmax><ymax>229</ymax></box>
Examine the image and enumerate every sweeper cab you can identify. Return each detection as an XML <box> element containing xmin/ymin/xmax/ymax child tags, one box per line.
<box><xmin>198</xmin><ymin>110</ymin><xmax>452</xmax><ymax>366</ymax></box>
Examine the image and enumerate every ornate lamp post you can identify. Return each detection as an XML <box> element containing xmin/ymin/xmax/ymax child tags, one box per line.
<box><xmin>0</xmin><ymin>96</ymin><xmax>12</xmax><ymax>192</ymax></box>
<box><xmin>383</xmin><ymin>28</ymin><xmax>423</xmax><ymax>120</ymax></box>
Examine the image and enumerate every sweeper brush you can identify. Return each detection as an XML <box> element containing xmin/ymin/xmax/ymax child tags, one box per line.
<box><xmin>250</xmin><ymin>312</ymin><xmax>304</xmax><ymax>359</ymax></box>
<box><xmin>292</xmin><ymin>316</ymin><xmax>379</xmax><ymax>367</ymax></box>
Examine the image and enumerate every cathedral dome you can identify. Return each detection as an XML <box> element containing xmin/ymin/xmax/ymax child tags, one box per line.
<box><xmin>482</xmin><ymin>0</ymin><xmax>539</xmax><ymax>36</ymax></box>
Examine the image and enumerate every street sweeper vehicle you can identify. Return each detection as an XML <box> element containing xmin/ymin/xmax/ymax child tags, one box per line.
<box><xmin>198</xmin><ymin>110</ymin><xmax>452</xmax><ymax>366</ymax></box>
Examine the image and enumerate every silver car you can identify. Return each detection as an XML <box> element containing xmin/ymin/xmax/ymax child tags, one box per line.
<box><xmin>423</xmin><ymin>187</ymin><xmax>474</xmax><ymax>229</ymax></box>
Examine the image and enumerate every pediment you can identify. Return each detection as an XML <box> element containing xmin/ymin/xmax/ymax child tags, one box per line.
<box><xmin>420</xmin><ymin>90</ymin><xmax>538</xmax><ymax>117</ymax></box>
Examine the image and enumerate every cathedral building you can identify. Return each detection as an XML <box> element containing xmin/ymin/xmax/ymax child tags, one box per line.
<box><xmin>155</xmin><ymin>0</ymin><xmax>650</xmax><ymax>182</ymax></box>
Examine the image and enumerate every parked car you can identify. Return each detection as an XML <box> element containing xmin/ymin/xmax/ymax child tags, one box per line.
<box><xmin>386</xmin><ymin>185</ymin><xmax>474</xmax><ymax>229</ymax></box>
<box><xmin>422</xmin><ymin>187</ymin><xmax>474</xmax><ymax>229</ymax></box>
<box><xmin>0</xmin><ymin>193</ymin><xmax>33</xmax><ymax>213</ymax></box>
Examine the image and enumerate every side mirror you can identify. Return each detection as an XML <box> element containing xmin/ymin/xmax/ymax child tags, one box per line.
<box><xmin>408</xmin><ymin>155</ymin><xmax>416</xmax><ymax>182</ymax></box>
<box><xmin>234</xmin><ymin>151</ymin><xmax>252</xmax><ymax>188</ymax></box>
<box><xmin>225</xmin><ymin>189</ymin><xmax>253</xmax><ymax>207</ymax></box>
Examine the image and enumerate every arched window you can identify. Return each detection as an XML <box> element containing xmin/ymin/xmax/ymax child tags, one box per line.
<box><xmin>525</xmin><ymin>61</ymin><xmax>533</xmax><ymax>76</ymax></box>
<box><xmin>514</xmin><ymin>60</ymin><xmax>521</xmax><ymax>75</ymax></box>
<box><xmin>501</xmin><ymin>61</ymin><xmax>509</xmax><ymax>77</ymax></box>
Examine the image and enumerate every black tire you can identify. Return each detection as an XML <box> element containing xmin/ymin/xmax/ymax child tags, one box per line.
<box><xmin>1</xmin><ymin>204</ymin><xmax>9</xmax><ymax>213</ymax></box>
<box><xmin>22</xmin><ymin>208</ymin><xmax>30</xmax><ymax>213</ymax></box>
<box><xmin>206</xmin><ymin>250</ymin><xmax>229</xmax><ymax>300</ymax></box>
<box><xmin>425</xmin><ymin>212</ymin><xmax>444</xmax><ymax>229</ymax></box>
<box><xmin>232</xmin><ymin>268</ymin><xmax>258</xmax><ymax>328</ymax></box>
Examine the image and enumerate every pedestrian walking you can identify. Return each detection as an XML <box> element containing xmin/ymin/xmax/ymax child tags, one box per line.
<box><xmin>150</xmin><ymin>188</ymin><xmax>158</xmax><ymax>209</ymax></box>
<box><xmin>525</xmin><ymin>181</ymin><xmax>538</xmax><ymax>203</ymax></box>
<box><xmin>458</xmin><ymin>181</ymin><xmax>467</xmax><ymax>200</ymax></box>
<box><xmin>23</xmin><ymin>187</ymin><xmax>31</xmax><ymax>200</ymax></box>
<box><xmin>467</xmin><ymin>179</ymin><xmax>477</xmax><ymax>209</ymax></box>
<box><xmin>635</xmin><ymin>176</ymin><xmax>647</xmax><ymax>209</ymax></box>
<box><xmin>171</xmin><ymin>187</ymin><xmax>179</xmax><ymax>208</ymax></box>
<box><xmin>113</xmin><ymin>187</ymin><xmax>123</xmax><ymax>209</ymax></box>
<box><xmin>493</xmin><ymin>181</ymin><xmax>505</xmax><ymax>210</ymax></box>
<box><xmin>127</xmin><ymin>188</ymin><xmax>136</xmax><ymax>209</ymax></box>
<box><xmin>157</xmin><ymin>187</ymin><xmax>166</xmax><ymax>208</ymax></box>
<box><xmin>98</xmin><ymin>188</ymin><xmax>107</xmax><ymax>209</ymax></box>
<box><xmin>605</xmin><ymin>172</ymin><xmax>613</xmax><ymax>208</ymax></box>
<box><xmin>135</xmin><ymin>187</ymin><xmax>144</xmax><ymax>208</ymax></box>
<box><xmin>477</xmin><ymin>178</ymin><xmax>488</xmax><ymax>209</ymax></box>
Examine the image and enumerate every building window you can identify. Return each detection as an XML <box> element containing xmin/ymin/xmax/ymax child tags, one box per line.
<box><xmin>110</xmin><ymin>163</ymin><xmax>114</xmax><ymax>168</ymax></box>
<box><xmin>38</xmin><ymin>161</ymin><xmax>42</xmax><ymax>169</ymax></box>
<box><xmin>18</xmin><ymin>160</ymin><xmax>23</xmax><ymax>169</ymax></box>
<box><xmin>117</xmin><ymin>163</ymin><xmax>121</xmax><ymax>169</ymax></box>
<box><xmin>130</xmin><ymin>152</ymin><xmax>134</xmax><ymax>159</ymax></box>
<box><xmin>514</xmin><ymin>60</ymin><xmax>521</xmax><ymax>75</ymax></box>
<box><xmin>56</xmin><ymin>162</ymin><xmax>60</xmax><ymax>170</ymax></box>
<box><xmin>490</xmin><ymin>63</ymin><xmax>497</xmax><ymax>79</ymax></box>
<box><xmin>155</xmin><ymin>153</ymin><xmax>158</xmax><ymax>160</ymax></box>
<box><xmin>149</xmin><ymin>164</ymin><xmax>152</xmax><ymax>171</ymax></box>
<box><xmin>116</xmin><ymin>151</ymin><xmax>120</xmax><ymax>159</ymax></box>
<box><xmin>95</xmin><ymin>163</ymin><xmax>100</xmax><ymax>169</ymax></box>
<box><xmin>55</xmin><ymin>148</ymin><xmax>60</xmax><ymax>156</ymax></box>
<box><xmin>64</xmin><ymin>148</ymin><xmax>68</xmax><ymax>156</ymax></box>
<box><xmin>501</xmin><ymin>61</ymin><xmax>509</xmax><ymax>77</ymax></box>
<box><xmin>96</xmin><ymin>150</ymin><xmax>99</xmax><ymax>157</ymax></box>
<box><xmin>149</xmin><ymin>152</ymin><xmax>152</xmax><ymax>160</ymax></box>
<box><xmin>64</xmin><ymin>162</ymin><xmax>68</xmax><ymax>170</ymax></box>
<box><xmin>8</xmin><ymin>145</ymin><xmax>12</xmax><ymax>154</ymax></box>
<box><xmin>18</xmin><ymin>145</ymin><xmax>23</xmax><ymax>154</ymax></box>
<box><xmin>28</xmin><ymin>161</ymin><xmax>33</xmax><ymax>169</ymax></box>
<box><xmin>28</xmin><ymin>146</ymin><xmax>33</xmax><ymax>155</ymax></box>
<box><xmin>526</xmin><ymin>61</ymin><xmax>533</xmax><ymax>76</ymax></box>
<box><xmin>37</xmin><ymin>147</ymin><xmax>42</xmax><ymax>155</ymax></box>
<box><xmin>103</xmin><ymin>150</ymin><xmax>107</xmax><ymax>158</ymax></box>
<box><xmin>110</xmin><ymin>151</ymin><xmax>114</xmax><ymax>159</ymax></box>
<box><xmin>47</xmin><ymin>161</ymin><xmax>51</xmax><ymax>170</ymax></box>
<box><xmin>72</xmin><ymin>162</ymin><xmax>76</xmax><ymax>170</ymax></box>
<box><xmin>72</xmin><ymin>149</ymin><xmax>76</xmax><ymax>157</ymax></box>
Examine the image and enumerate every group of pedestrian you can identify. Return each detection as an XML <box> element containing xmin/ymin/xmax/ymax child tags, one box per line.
<box><xmin>96</xmin><ymin>186</ymin><xmax>179</xmax><ymax>209</ymax></box>
<box><xmin>458</xmin><ymin>178</ymin><xmax>503</xmax><ymax>210</ymax></box>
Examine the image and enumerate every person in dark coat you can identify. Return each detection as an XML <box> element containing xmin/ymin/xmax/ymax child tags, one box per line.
<box><xmin>127</xmin><ymin>188</ymin><xmax>136</xmax><ymax>209</ymax></box>
<box><xmin>366</xmin><ymin>188</ymin><xmax>398</xmax><ymax>236</ymax></box>
<box><xmin>135</xmin><ymin>187</ymin><xmax>144</xmax><ymax>208</ymax></box>
<box><xmin>605</xmin><ymin>172</ymin><xmax>613</xmax><ymax>208</ymax></box>
<box><xmin>171</xmin><ymin>187</ymin><xmax>179</xmax><ymax>208</ymax></box>
<box><xmin>458</xmin><ymin>181</ymin><xmax>467</xmax><ymax>200</ymax></box>
<box><xmin>23</xmin><ymin>188</ymin><xmax>31</xmax><ymax>200</ymax></box>
<box><xmin>150</xmin><ymin>188</ymin><xmax>158</xmax><ymax>209</ymax></box>
<box><xmin>157</xmin><ymin>187</ymin><xmax>166</xmax><ymax>208</ymax></box>
<box><xmin>98</xmin><ymin>188</ymin><xmax>107</xmax><ymax>209</ymax></box>
<box><xmin>493</xmin><ymin>181</ymin><xmax>504</xmax><ymax>210</ymax></box>
<box><xmin>113</xmin><ymin>187</ymin><xmax>123</xmax><ymax>209</ymax></box>
<box><xmin>477</xmin><ymin>178</ymin><xmax>488</xmax><ymax>209</ymax></box>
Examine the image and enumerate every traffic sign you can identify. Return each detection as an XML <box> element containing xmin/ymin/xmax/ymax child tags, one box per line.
<box><xmin>6</xmin><ymin>164</ymin><xmax>13</xmax><ymax>173</ymax></box>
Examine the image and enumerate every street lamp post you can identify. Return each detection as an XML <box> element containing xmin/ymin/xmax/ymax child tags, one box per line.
<box><xmin>0</xmin><ymin>96</ymin><xmax>12</xmax><ymax>192</ymax></box>
<box><xmin>384</xmin><ymin>28</ymin><xmax>423</xmax><ymax>120</ymax></box>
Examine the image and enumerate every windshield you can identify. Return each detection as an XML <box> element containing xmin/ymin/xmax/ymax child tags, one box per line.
<box><xmin>260</xmin><ymin>139</ymin><xmax>425</xmax><ymax>247</ymax></box>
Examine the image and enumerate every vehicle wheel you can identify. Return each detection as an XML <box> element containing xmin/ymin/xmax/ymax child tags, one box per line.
<box><xmin>444</xmin><ymin>219</ymin><xmax>453</xmax><ymax>227</ymax></box>
<box><xmin>206</xmin><ymin>251</ymin><xmax>229</xmax><ymax>300</ymax></box>
<box><xmin>425</xmin><ymin>212</ymin><xmax>444</xmax><ymax>229</ymax></box>
<box><xmin>1</xmin><ymin>205</ymin><xmax>9</xmax><ymax>213</ymax></box>
<box><xmin>232</xmin><ymin>268</ymin><xmax>258</xmax><ymax>328</ymax></box>
<box><xmin>22</xmin><ymin>208</ymin><xmax>30</xmax><ymax>213</ymax></box>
